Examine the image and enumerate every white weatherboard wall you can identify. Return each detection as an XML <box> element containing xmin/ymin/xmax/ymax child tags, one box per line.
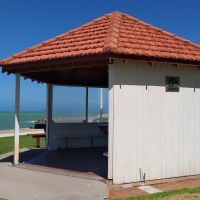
<box><xmin>109</xmin><ymin>60</ymin><xmax>200</xmax><ymax>184</ymax></box>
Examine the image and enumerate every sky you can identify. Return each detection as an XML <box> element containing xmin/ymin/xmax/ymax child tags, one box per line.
<box><xmin>0</xmin><ymin>0</ymin><xmax>200</xmax><ymax>112</ymax></box>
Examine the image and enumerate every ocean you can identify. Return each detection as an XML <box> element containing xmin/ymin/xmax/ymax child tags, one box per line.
<box><xmin>0</xmin><ymin>112</ymin><xmax>45</xmax><ymax>130</ymax></box>
<box><xmin>0</xmin><ymin>112</ymin><xmax>108</xmax><ymax>130</ymax></box>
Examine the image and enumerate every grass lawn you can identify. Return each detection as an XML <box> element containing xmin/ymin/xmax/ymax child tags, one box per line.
<box><xmin>120</xmin><ymin>187</ymin><xmax>200</xmax><ymax>200</ymax></box>
<box><xmin>0</xmin><ymin>136</ymin><xmax>45</xmax><ymax>155</ymax></box>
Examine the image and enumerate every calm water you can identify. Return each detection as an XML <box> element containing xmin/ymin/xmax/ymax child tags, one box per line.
<box><xmin>0</xmin><ymin>112</ymin><xmax>45</xmax><ymax>130</ymax></box>
<box><xmin>0</xmin><ymin>112</ymin><xmax>107</xmax><ymax>130</ymax></box>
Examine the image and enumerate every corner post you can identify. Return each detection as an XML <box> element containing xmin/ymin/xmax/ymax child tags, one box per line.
<box><xmin>46</xmin><ymin>84</ymin><xmax>53</xmax><ymax>149</ymax></box>
<box><xmin>14</xmin><ymin>74</ymin><xmax>20</xmax><ymax>165</ymax></box>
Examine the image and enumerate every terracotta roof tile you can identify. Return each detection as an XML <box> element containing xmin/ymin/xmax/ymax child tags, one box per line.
<box><xmin>1</xmin><ymin>11</ymin><xmax>200</xmax><ymax>66</ymax></box>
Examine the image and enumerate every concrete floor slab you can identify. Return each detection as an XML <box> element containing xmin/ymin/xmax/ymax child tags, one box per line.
<box><xmin>0</xmin><ymin>162</ymin><xmax>108</xmax><ymax>200</ymax></box>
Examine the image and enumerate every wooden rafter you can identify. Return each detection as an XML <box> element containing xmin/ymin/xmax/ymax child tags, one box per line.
<box><xmin>21</xmin><ymin>65</ymin><xmax>108</xmax><ymax>87</ymax></box>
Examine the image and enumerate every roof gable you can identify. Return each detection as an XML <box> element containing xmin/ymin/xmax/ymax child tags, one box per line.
<box><xmin>1</xmin><ymin>11</ymin><xmax>200</xmax><ymax>66</ymax></box>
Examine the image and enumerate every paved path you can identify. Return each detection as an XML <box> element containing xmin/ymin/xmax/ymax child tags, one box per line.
<box><xmin>0</xmin><ymin>128</ymin><xmax>44</xmax><ymax>138</ymax></box>
<box><xmin>0</xmin><ymin>162</ymin><xmax>108</xmax><ymax>200</ymax></box>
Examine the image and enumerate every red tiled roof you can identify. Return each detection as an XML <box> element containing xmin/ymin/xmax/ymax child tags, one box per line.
<box><xmin>1</xmin><ymin>11</ymin><xmax>200</xmax><ymax>66</ymax></box>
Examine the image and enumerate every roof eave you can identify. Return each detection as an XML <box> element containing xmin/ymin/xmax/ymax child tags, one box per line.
<box><xmin>109</xmin><ymin>53</ymin><xmax>200</xmax><ymax>67</ymax></box>
<box><xmin>1</xmin><ymin>52</ymin><xmax>200</xmax><ymax>75</ymax></box>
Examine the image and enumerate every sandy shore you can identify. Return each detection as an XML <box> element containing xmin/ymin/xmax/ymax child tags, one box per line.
<box><xmin>0</xmin><ymin>128</ymin><xmax>44</xmax><ymax>138</ymax></box>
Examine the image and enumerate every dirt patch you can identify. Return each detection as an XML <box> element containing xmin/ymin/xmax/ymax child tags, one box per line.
<box><xmin>160</xmin><ymin>193</ymin><xmax>200</xmax><ymax>200</ymax></box>
<box><xmin>155</xmin><ymin>179</ymin><xmax>200</xmax><ymax>191</ymax></box>
<box><xmin>108</xmin><ymin>178</ymin><xmax>200</xmax><ymax>199</ymax></box>
<box><xmin>108</xmin><ymin>186</ymin><xmax>146</xmax><ymax>199</ymax></box>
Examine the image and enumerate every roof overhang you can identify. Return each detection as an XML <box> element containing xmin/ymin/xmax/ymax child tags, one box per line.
<box><xmin>1</xmin><ymin>53</ymin><xmax>200</xmax><ymax>88</ymax></box>
<box><xmin>1</xmin><ymin>54</ymin><xmax>111</xmax><ymax>88</ymax></box>
<box><xmin>1</xmin><ymin>11</ymin><xmax>200</xmax><ymax>88</ymax></box>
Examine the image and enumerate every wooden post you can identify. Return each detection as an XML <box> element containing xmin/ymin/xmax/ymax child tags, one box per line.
<box><xmin>46</xmin><ymin>84</ymin><xmax>53</xmax><ymax>149</ymax></box>
<box><xmin>14</xmin><ymin>74</ymin><xmax>20</xmax><ymax>165</ymax></box>
<box><xmin>85</xmin><ymin>87</ymin><xmax>88</xmax><ymax>123</ymax></box>
<box><xmin>36</xmin><ymin>137</ymin><xmax>40</xmax><ymax>148</ymax></box>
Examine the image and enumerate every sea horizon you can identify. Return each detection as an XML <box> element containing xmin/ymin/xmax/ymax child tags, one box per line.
<box><xmin>0</xmin><ymin>111</ymin><xmax>45</xmax><ymax>130</ymax></box>
<box><xmin>0</xmin><ymin>111</ymin><xmax>107</xmax><ymax>130</ymax></box>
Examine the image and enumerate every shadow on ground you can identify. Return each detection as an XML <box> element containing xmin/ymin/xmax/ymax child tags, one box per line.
<box><xmin>0</xmin><ymin>148</ymin><xmax>45</xmax><ymax>163</ymax></box>
<box><xmin>27</xmin><ymin>147</ymin><xmax>108</xmax><ymax>178</ymax></box>
<box><xmin>0</xmin><ymin>147</ymin><xmax>108</xmax><ymax>179</ymax></box>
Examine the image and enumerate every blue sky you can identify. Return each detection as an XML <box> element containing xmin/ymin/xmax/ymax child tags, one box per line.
<box><xmin>0</xmin><ymin>0</ymin><xmax>200</xmax><ymax>112</ymax></box>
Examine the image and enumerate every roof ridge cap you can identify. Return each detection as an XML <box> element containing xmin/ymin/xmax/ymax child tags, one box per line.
<box><xmin>124</xmin><ymin>13</ymin><xmax>200</xmax><ymax>50</ymax></box>
<box><xmin>103</xmin><ymin>12</ymin><xmax>122</xmax><ymax>52</ymax></box>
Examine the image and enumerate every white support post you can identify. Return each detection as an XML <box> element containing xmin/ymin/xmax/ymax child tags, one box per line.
<box><xmin>85</xmin><ymin>87</ymin><xmax>88</xmax><ymax>123</ymax></box>
<box><xmin>108</xmin><ymin>64</ymin><xmax>114</xmax><ymax>179</ymax></box>
<box><xmin>46</xmin><ymin>84</ymin><xmax>53</xmax><ymax>149</ymax></box>
<box><xmin>14</xmin><ymin>74</ymin><xmax>20</xmax><ymax>165</ymax></box>
<box><xmin>100</xmin><ymin>88</ymin><xmax>103</xmax><ymax>122</ymax></box>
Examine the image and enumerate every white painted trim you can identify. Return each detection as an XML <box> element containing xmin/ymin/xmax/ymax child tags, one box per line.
<box><xmin>14</xmin><ymin>74</ymin><xmax>20</xmax><ymax>165</ymax></box>
<box><xmin>46</xmin><ymin>84</ymin><xmax>53</xmax><ymax>149</ymax></box>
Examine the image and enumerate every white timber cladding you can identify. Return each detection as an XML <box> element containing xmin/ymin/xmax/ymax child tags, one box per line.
<box><xmin>110</xmin><ymin>60</ymin><xmax>200</xmax><ymax>184</ymax></box>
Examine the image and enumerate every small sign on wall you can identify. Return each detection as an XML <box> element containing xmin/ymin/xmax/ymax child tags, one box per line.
<box><xmin>166</xmin><ymin>76</ymin><xmax>179</xmax><ymax>92</ymax></box>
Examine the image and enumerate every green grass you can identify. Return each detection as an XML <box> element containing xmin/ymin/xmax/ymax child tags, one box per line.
<box><xmin>0</xmin><ymin>136</ymin><xmax>45</xmax><ymax>155</ymax></box>
<box><xmin>119</xmin><ymin>187</ymin><xmax>200</xmax><ymax>200</ymax></box>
